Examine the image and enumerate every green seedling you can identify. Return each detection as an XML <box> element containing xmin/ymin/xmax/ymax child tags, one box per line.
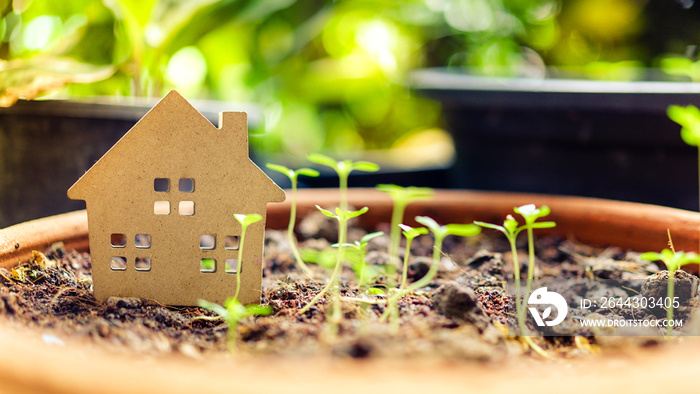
<box><xmin>513</xmin><ymin>204</ymin><xmax>556</xmax><ymax>314</ymax></box>
<box><xmin>198</xmin><ymin>297</ymin><xmax>272</xmax><ymax>352</ymax></box>
<box><xmin>298</xmin><ymin>206</ymin><xmax>369</xmax><ymax>335</ymax></box>
<box><xmin>475</xmin><ymin>206</ymin><xmax>554</xmax><ymax>357</ymax></box>
<box><xmin>475</xmin><ymin>206</ymin><xmax>555</xmax><ymax>334</ymax></box>
<box><xmin>640</xmin><ymin>247</ymin><xmax>700</xmax><ymax>337</ymax></box>
<box><xmin>307</xmin><ymin>153</ymin><xmax>379</xmax><ymax>212</ymax></box>
<box><xmin>380</xmin><ymin>217</ymin><xmax>480</xmax><ymax>331</ymax></box>
<box><xmin>474</xmin><ymin>214</ymin><xmax>528</xmax><ymax>333</ymax></box>
<box><xmin>232</xmin><ymin>213</ymin><xmax>262</xmax><ymax>301</ymax></box>
<box><xmin>398</xmin><ymin>224</ymin><xmax>429</xmax><ymax>290</ymax></box>
<box><xmin>380</xmin><ymin>224</ymin><xmax>428</xmax><ymax>331</ymax></box>
<box><xmin>668</xmin><ymin>104</ymin><xmax>700</xmax><ymax>215</ymax></box>
<box><xmin>266</xmin><ymin>163</ymin><xmax>320</xmax><ymax>278</ymax></box>
<box><xmin>341</xmin><ymin>231</ymin><xmax>385</xmax><ymax>291</ymax></box>
<box><xmin>376</xmin><ymin>184</ymin><xmax>434</xmax><ymax>286</ymax></box>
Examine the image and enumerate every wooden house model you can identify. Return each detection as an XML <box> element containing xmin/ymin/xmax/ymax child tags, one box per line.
<box><xmin>68</xmin><ymin>91</ymin><xmax>285</xmax><ymax>306</ymax></box>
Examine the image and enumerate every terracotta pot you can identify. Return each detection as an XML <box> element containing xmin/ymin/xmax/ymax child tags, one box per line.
<box><xmin>1</xmin><ymin>188</ymin><xmax>700</xmax><ymax>392</ymax></box>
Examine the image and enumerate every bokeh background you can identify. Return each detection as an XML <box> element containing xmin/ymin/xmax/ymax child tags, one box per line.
<box><xmin>2</xmin><ymin>0</ymin><xmax>700</xmax><ymax>166</ymax></box>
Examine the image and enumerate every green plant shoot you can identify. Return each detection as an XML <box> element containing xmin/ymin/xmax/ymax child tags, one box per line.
<box><xmin>513</xmin><ymin>204</ymin><xmax>556</xmax><ymax>316</ymax></box>
<box><xmin>307</xmin><ymin>153</ymin><xmax>379</xmax><ymax>212</ymax></box>
<box><xmin>380</xmin><ymin>217</ymin><xmax>480</xmax><ymax>330</ymax></box>
<box><xmin>376</xmin><ymin>184</ymin><xmax>434</xmax><ymax>286</ymax></box>
<box><xmin>198</xmin><ymin>297</ymin><xmax>272</xmax><ymax>352</ymax></box>
<box><xmin>266</xmin><ymin>163</ymin><xmax>320</xmax><ymax>278</ymax></box>
<box><xmin>298</xmin><ymin>206</ymin><xmax>369</xmax><ymax>334</ymax></box>
<box><xmin>342</xmin><ymin>231</ymin><xmax>384</xmax><ymax>290</ymax></box>
<box><xmin>398</xmin><ymin>224</ymin><xmax>429</xmax><ymax>290</ymax></box>
<box><xmin>668</xmin><ymin>105</ymin><xmax>700</xmax><ymax>213</ymax></box>
<box><xmin>232</xmin><ymin>213</ymin><xmax>262</xmax><ymax>301</ymax></box>
<box><xmin>474</xmin><ymin>214</ymin><xmax>528</xmax><ymax>334</ymax></box>
<box><xmin>640</xmin><ymin>249</ymin><xmax>700</xmax><ymax>336</ymax></box>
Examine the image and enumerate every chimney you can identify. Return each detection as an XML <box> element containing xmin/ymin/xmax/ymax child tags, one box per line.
<box><xmin>219</xmin><ymin>111</ymin><xmax>248</xmax><ymax>153</ymax></box>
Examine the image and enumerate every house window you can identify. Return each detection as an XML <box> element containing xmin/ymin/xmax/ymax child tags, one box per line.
<box><xmin>110</xmin><ymin>256</ymin><xmax>126</xmax><ymax>271</ymax></box>
<box><xmin>154</xmin><ymin>178</ymin><xmax>170</xmax><ymax>192</ymax></box>
<box><xmin>135</xmin><ymin>257</ymin><xmax>151</xmax><ymax>271</ymax></box>
<box><xmin>200</xmin><ymin>258</ymin><xmax>216</xmax><ymax>273</ymax></box>
<box><xmin>199</xmin><ymin>235</ymin><xmax>215</xmax><ymax>250</ymax></box>
<box><xmin>224</xmin><ymin>236</ymin><xmax>239</xmax><ymax>250</ymax></box>
<box><xmin>135</xmin><ymin>234</ymin><xmax>151</xmax><ymax>248</ymax></box>
<box><xmin>110</xmin><ymin>233</ymin><xmax>127</xmax><ymax>248</ymax></box>
<box><xmin>154</xmin><ymin>201</ymin><xmax>170</xmax><ymax>215</ymax></box>
<box><xmin>179</xmin><ymin>201</ymin><xmax>195</xmax><ymax>216</ymax></box>
<box><xmin>225</xmin><ymin>259</ymin><xmax>238</xmax><ymax>274</ymax></box>
<box><xmin>179</xmin><ymin>178</ymin><xmax>195</xmax><ymax>192</ymax></box>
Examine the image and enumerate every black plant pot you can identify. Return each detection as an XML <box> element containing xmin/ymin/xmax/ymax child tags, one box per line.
<box><xmin>0</xmin><ymin>98</ymin><xmax>260</xmax><ymax>227</ymax></box>
<box><xmin>412</xmin><ymin>68</ymin><xmax>700</xmax><ymax>210</ymax></box>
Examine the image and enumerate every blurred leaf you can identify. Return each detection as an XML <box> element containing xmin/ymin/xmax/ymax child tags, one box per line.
<box><xmin>444</xmin><ymin>223</ymin><xmax>481</xmax><ymax>237</ymax></box>
<box><xmin>352</xmin><ymin>161</ymin><xmax>380</xmax><ymax>172</ymax></box>
<box><xmin>0</xmin><ymin>57</ymin><xmax>114</xmax><ymax>107</ymax></box>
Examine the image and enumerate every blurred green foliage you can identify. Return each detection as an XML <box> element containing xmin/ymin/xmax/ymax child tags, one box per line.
<box><xmin>2</xmin><ymin>0</ymin><xmax>700</xmax><ymax>156</ymax></box>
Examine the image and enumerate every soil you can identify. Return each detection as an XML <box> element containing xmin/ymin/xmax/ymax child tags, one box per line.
<box><xmin>0</xmin><ymin>215</ymin><xmax>685</xmax><ymax>361</ymax></box>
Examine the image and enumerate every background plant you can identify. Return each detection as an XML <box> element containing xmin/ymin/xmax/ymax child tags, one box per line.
<box><xmin>667</xmin><ymin>104</ymin><xmax>700</xmax><ymax>214</ymax></box>
<box><xmin>376</xmin><ymin>184</ymin><xmax>434</xmax><ymax>286</ymax></box>
<box><xmin>6</xmin><ymin>0</ymin><xmax>700</xmax><ymax>160</ymax></box>
<box><xmin>307</xmin><ymin>153</ymin><xmax>379</xmax><ymax>212</ymax></box>
<box><xmin>265</xmin><ymin>163</ymin><xmax>320</xmax><ymax>278</ymax></box>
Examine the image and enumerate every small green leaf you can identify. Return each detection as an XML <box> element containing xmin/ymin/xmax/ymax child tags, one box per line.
<box><xmin>474</xmin><ymin>221</ymin><xmax>506</xmax><ymax>233</ymax></box>
<box><xmin>265</xmin><ymin>163</ymin><xmax>294</xmax><ymax>179</ymax></box>
<box><xmin>445</xmin><ymin>223</ymin><xmax>481</xmax><ymax>237</ymax></box>
<box><xmin>245</xmin><ymin>304</ymin><xmax>273</xmax><ymax>316</ymax></box>
<box><xmin>681</xmin><ymin>128</ymin><xmax>700</xmax><ymax>146</ymax></box>
<box><xmin>360</xmin><ymin>231</ymin><xmax>384</xmax><ymax>244</ymax></box>
<box><xmin>368</xmin><ymin>288</ymin><xmax>385</xmax><ymax>295</ymax></box>
<box><xmin>352</xmin><ymin>161</ymin><xmax>380</xmax><ymax>172</ymax></box>
<box><xmin>399</xmin><ymin>224</ymin><xmax>428</xmax><ymax>238</ymax></box>
<box><xmin>198</xmin><ymin>299</ymin><xmax>228</xmax><ymax>318</ymax></box>
<box><xmin>415</xmin><ymin>216</ymin><xmax>440</xmax><ymax>232</ymax></box>
<box><xmin>234</xmin><ymin>213</ymin><xmax>263</xmax><ymax>227</ymax></box>
<box><xmin>307</xmin><ymin>153</ymin><xmax>338</xmax><ymax>169</ymax></box>
<box><xmin>296</xmin><ymin>168</ymin><xmax>320</xmax><ymax>178</ymax></box>
<box><xmin>316</xmin><ymin>205</ymin><xmax>336</xmax><ymax>218</ymax></box>
<box><xmin>639</xmin><ymin>252</ymin><xmax>662</xmax><ymax>262</ymax></box>
<box><xmin>345</xmin><ymin>206</ymin><xmax>369</xmax><ymax>219</ymax></box>
<box><xmin>530</xmin><ymin>221</ymin><xmax>557</xmax><ymax>229</ymax></box>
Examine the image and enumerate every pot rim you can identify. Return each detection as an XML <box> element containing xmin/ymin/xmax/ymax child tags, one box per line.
<box><xmin>2</xmin><ymin>188</ymin><xmax>700</xmax><ymax>392</ymax></box>
<box><xmin>411</xmin><ymin>67</ymin><xmax>700</xmax><ymax>111</ymax></box>
<box><xmin>4</xmin><ymin>188</ymin><xmax>700</xmax><ymax>268</ymax></box>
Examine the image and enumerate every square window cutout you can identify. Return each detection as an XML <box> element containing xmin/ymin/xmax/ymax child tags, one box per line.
<box><xmin>110</xmin><ymin>233</ymin><xmax>127</xmax><ymax>248</ymax></box>
<box><xmin>154</xmin><ymin>201</ymin><xmax>170</xmax><ymax>215</ymax></box>
<box><xmin>200</xmin><ymin>258</ymin><xmax>216</xmax><ymax>273</ymax></box>
<box><xmin>179</xmin><ymin>178</ymin><xmax>194</xmax><ymax>193</ymax></box>
<box><xmin>135</xmin><ymin>234</ymin><xmax>151</xmax><ymax>248</ymax></box>
<box><xmin>110</xmin><ymin>256</ymin><xmax>126</xmax><ymax>271</ymax></box>
<box><xmin>225</xmin><ymin>259</ymin><xmax>238</xmax><ymax>274</ymax></box>
<box><xmin>154</xmin><ymin>178</ymin><xmax>170</xmax><ymax>192</ymax></box>
<box><xmin>224</xmin><ymin>236</ymin><xmax>239</xmax><ymax>250</ymax></box>
<box><xmin>135</xmin><ymin>257</ymin><xmax>151</xmax><ymax>271</ymax></box>
<box><xmin>199</xmin><ymin>235</ymin><xmax>215</xmax><ymax>250</ymax></box>
<box><xmin>179</xmin><ymin>201</ymin><xmax>195</xmax><ymax>216</ymax></box>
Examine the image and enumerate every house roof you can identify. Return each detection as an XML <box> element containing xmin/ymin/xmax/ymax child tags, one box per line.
<box><xmin>68</xmin><ymin>90</ymin><xmax>285</xmax><ymax>204</ymax></box>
